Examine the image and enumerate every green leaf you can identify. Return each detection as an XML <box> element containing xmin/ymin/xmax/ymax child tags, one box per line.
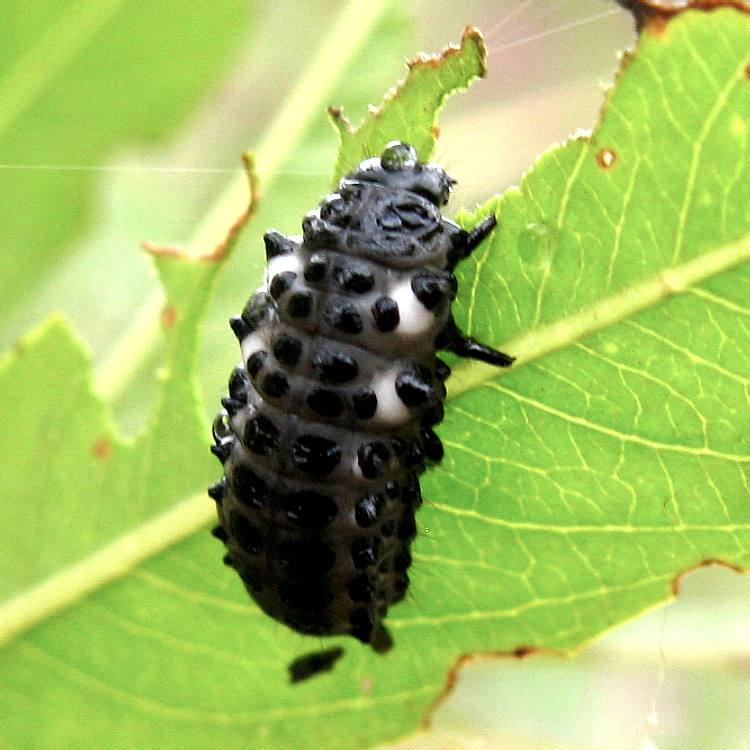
<box><xmin>0</xmin><ymin>0</ymin><xmax>253</xmax><ymax>322</ymax></box>
<box><xmin>0</xmin><ymin>229</ymin><xmax>232</xmax><ymax>607</ymax></box>
<box><xmin>442</xmin><ymin>4</ymin><xmax>750</xmax><ymax>653</ymax></box>
<box><xmin>329</xmin><ymin>26</ymin><xmax>488</xmax><ymax>181</ymax></box>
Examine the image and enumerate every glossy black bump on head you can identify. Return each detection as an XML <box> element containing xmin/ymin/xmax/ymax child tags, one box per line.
<box><xmin>351</xmin><ymin>536</ymin><xmax>380</xmax><ymax>568</ymax></box>
<box><xmin>357</xmin><ymin>441</ymin><xmax>390</xmax><ymax>479</ymax></box>
<box><xmin>287</xmin><ymin>291</ymin><xmax>313</xmax><ymax>318</ymax></box>
<box><xmin>283</xmin><ymin>490</ymin><xmax>339</xmax><ymax>530</ymax></box>
<box><xmin>246</xmin><ymin>350</ymin><xmax>268</xmax><ymax>378</ymax></box>
<box><xmin>352</xmin><ymin>387</ymin><xmax>377</xmax><ymax>419</ymax></box>
<box><xmin>269</xmin><ymin>271</ymin><xmax>297</xmax><ymax>300</ymax></box>
<box><xmin>231</xmin><ymin>463</ymin><xmax>268</xmax><ymax>508</ymax></box>
<box><xmin>334</xmin><ymin>263</ymin><xmax>374</xmax><ymax>294</ymax></box>
<box><xmin>371</xmin><ymin>297</ymin><xmax>399</xmax><ymax>332</ymax></box>
<box><xmin>264</xmin><ymin>230</ymin><xmax>295</xmax><ymax>260</ymax></box>
<box><xmin>312</xmin><ymin>350</ymin><xmax>359</xmax><ymax>384</ymax></box>
<box><xmin>395</xmin><ymin>369</ymin><xmax>432</xmax><ymax>407</ymax></box>
<box><xmin>288</xmin><ymin>647</ymin><xmax>345</xmax><ymax>683</ymax></box>
<box><xmin>385</xmin><ymin>480</ymin><xmax>400</xmax><ymax>498</ymax></box>
<box><xmin>411</xmin><ymin>271</ymin><xmax>457</xmax><ymax>310</ymax></box>
<box><xmin>261</xmin><ymin>371</ymin><xmax>289</xmax><ymax>398</ymax></box>
<box><xmin>380</xmin><ymin>140</ymin><xmax>419</xmax><ymax>170</ymax></box>
<box><xmin>272</xmin><ymin>332</ymin><xmax>303</xmax><ymax>367</ymax></box>
<box><xmin>229</xmin><ymin>511</ymin><xmax>262</xmax><ymax>555</ymax></box>
<box><xmin>243</xmin><ymin>414</ymin><xmax>279</xmax><ymax>455</ymax></box>
<box><xmin>355</xmin><ymin>493</ymin><xmax>385</xmax><ymax>528</ymax></box>
<box><xmin>291</xmin><ymin>435</ymin><xmax>342</xmax><ymax>477</ymax></box>
<box><xmin>306</xmin><ymin>387</ymin><xmax>345</xmax><ymax>418</ymax></box>
<box><xmin>348</xmin><ymin>574</ymin><xmax>375</xmax><ymax>603</ymax></box>
<box><xmin>279</xmin><ymin>539</ymin><xmax>336</xmax><ymax>575</ymax></box>
<box><xmin>319</xmin><ymin>195</ymin><xmax>349</xmax><ymax>226</ymax></box>
<box><xmin>303</xmin><ymin>253</ymin><xmax>330</xmax><ymax>283</ymax></box>
<box><xmin>324</xmin><ymin>302</ymin><xmax>363</xmax><ymax>334</ymax></box>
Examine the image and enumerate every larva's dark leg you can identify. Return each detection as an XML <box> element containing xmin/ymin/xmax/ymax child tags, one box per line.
<box><xmin>447</xmin><ymin>214</ymin><xmax>497</xmax><ymax>271</ymax></box>
<box><xmin>440</xmin><ymin>316</ymin><xmax>515</xmax><ymax>367</ymax></box>
<box><xmin>465</xmin><ymin>214</ymin><xmax>497</xmax><ymax>253</ymax></box>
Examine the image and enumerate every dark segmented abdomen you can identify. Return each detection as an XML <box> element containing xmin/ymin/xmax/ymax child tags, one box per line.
<box><xmin>211</xmin><ymin>229</ymin><xmax>452</xmax><ymax>650</ymax></box>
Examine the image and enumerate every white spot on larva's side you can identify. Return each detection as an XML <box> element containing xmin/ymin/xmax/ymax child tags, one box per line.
<box><xmin>351</xmin><ymin>455</ymin><xmax>363</xmax><ymax>480</ymax></box>
<box><xmin>390</xmin><ymin>280</ymin><xmax>433</xmax><ymax>337</ymax></box>
<box><xmin>266</xmin><ymin>252</ymin><xmax>302</xmax><ymax>281</ymax></box>
<box><xmin>241</xmin><ymin>333</ymin><xmax>265</xmax><ymax>364</ymax></box>
<box><xmin>372</xmin><ymin>368</ymin><xmax>409</xmax><ymax>424</ymax></box>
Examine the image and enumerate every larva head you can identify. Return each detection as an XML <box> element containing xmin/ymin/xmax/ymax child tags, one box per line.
<box><xmin>348</xmin><ymin>141</ymin><xmax>455</xmax><ymax>207</ymax></box>
<box><xmin>304</xmin><ymin>141</ymin><xmax>462</xmax><ymax>267</ymax></box>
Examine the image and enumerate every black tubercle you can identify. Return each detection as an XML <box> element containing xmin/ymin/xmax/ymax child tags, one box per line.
<box><xmin>264</xmin><ymin>230</ymin><xmax>297</xmax><ymax>260</ymax></box>
<box><xmin>210</xmin><ymin>141</ymin><xmax>510</xmax><ymax>680</ymax></box>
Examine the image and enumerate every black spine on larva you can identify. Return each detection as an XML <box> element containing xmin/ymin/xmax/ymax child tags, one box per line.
<box><xmin>210</xmin><ymin>141</ymin><xmax>507</xmax><ymax>678</ymax></box>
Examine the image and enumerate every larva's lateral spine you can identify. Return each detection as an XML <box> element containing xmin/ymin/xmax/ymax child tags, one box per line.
<box><xmin>210</xmin><ymin>142</ymin><xmax>512</xmax><ymax>680</ymax></box>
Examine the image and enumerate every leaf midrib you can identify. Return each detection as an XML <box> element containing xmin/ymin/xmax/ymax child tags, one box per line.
<box><xmin>448</xmin><ymin>231</ymin><xmax>750</xmax><ymax>399</ymax></box>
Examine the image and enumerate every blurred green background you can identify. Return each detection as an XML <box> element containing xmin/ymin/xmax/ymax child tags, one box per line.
<box><xmin>1</xmin><ymin>1</ymin><xmax>747</xmax><ymax>747</ymax></box>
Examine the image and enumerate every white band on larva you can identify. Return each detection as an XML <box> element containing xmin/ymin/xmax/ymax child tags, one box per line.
<box><xmin>372</xmin><ymin>367</ymin><xmax>410</xmax><ymax>424</ymax></box>
<box><xmin>389</xmin><ymin>280</ymin><xmax>434</xmax><ymax>337</ymax></box>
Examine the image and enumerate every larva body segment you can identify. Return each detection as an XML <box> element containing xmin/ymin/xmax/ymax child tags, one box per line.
<box><xmin>210</xmin><ymin>142</ymin><xmax>512</xmax><ymax>678</ymax></box>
